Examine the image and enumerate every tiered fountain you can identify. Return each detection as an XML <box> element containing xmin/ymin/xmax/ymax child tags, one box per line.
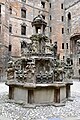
<box><xmin>6</xmin><ymin>15</ymin><xmax>73</xmax><ymax>105</ymax></box>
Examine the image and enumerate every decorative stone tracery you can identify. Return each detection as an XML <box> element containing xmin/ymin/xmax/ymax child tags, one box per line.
<box><xmin>6</xmin><ymin>15</ymin><xmax>73</xmax><ymax>104</ymax></box>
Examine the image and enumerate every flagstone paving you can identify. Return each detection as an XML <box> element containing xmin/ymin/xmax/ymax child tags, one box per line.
<box><xmin>0</xmin><ymin>82</ymin><xmax>80</xmax><ymax>120</ymax></box>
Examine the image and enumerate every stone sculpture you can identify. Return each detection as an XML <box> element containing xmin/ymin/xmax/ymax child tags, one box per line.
<box><xmin>6</xmin><ymin>15</ymin><xmax>73</xmax><ymax>104</ymax></box>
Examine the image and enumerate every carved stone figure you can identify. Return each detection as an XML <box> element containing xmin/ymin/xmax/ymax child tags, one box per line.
<box><xmin>7</xmin><ymin>61</ymin><xmax>15</xmax><ymax>80</ymax></box>
<box><xmin>50</xmin><ymin>42</ymin><xmax>57</xmax><ymax>57</ymax></box>
<box><xmin>53</xmin><ymin>41</ymin><xmax>57</xmax><ymax>57</ymax></box>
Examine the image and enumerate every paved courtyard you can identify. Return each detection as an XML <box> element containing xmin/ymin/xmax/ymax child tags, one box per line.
<box><xmin>0</xmin><ymin>81</ymin><xmax>80</xmax><ymax>120</ymax></box>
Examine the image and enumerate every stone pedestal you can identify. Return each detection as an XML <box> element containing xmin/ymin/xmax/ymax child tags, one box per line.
<box><xmin>6</xmin><ymin>81</ymin><xmax>73</xmax><ymax>104</ymax></box>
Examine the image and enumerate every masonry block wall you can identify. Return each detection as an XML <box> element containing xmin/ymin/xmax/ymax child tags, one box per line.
<box><xmin>0</xmin><ymin>0</ymin><xmax>9</xmax><ymax>79</ymax></box>
<box><xmin>9</xmin><ymin>0</ymin><xmax>65</xmax><ymax>60</ymax></box>
<box><xmin>1</xmin><ymin>0</ymin><xmax>80</xmax><ymax>79</ymax></box>
<box><xmin>50</xmin><ymin>0</ymin><xmax>65</xmax><ymax>60</ymax></box>
<box><xmin>65</xmin><ymin>0</ymin><xmax>80</xmax><ymax>77</ymax></box>
<box><xmin>9</xmin><ymin>0</ymin><xmax>49</xmax><ymax>57</ymax></box>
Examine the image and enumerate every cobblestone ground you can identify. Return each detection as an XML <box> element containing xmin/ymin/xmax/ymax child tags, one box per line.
<box><xmin>0</xmin><ymin>82</ymin><xmax>80</xmax><ymax>120</ymax></box>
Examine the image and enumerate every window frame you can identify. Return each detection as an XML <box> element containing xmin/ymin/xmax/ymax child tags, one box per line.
<box><xmin>50</xmin><ymin>15</ymin><xmax>51</xmax><ymax>20</ymax></box>
<box><xmin>21</xmin><ymin>0</ymin><xmax>26</xmax><ymax>2</ymax></box>
<box><xmin>50</xmin><ymin>3</ymin><xmax>51</xmax><ymax>8</ymax></box>
<box><xmin>61</xmin><ymin>3</ymin><xmax>63</xmax><ymax>9</ymax></box>
<box><xmin>21</xmin><ymin>8</ymin><xmax>26</xmax><ymax>18</ymax></box>
<box><xmin>41</xmin><ymin>1</ymin><xmax>45</xmax><ymax>8</ymax></box>
<box><xmin>50</xmin><ymin>27</ymin><xmax>52</xmax><ymax>32</ymax></box>
<box><xmin>21</xmin><ymin>25</ymin><xmax>26</xmax><ymax>35</ymax></box>
<box><xmin>9</xmin><ymin>24</ymin><xmax>12</xmax><ymax>33</ymax></box>
<box><xmin>66</xmin><ymin>43</ymin><xmax>68</xmax><ymax>49</ymax></box>
<box><xmin>0</xmin><ymin>5</ymin><xmax>1</xmax><ymax>13</ymax></box>
<box><xmin>9</xmin><ymin>44</ymin><xmax>12</xmax><ymax>51</ymax></box>
<box><xmin>62</xmin><ymin>28</ymin><xmax>64</xmax><ymax>34</ymax></box>
<box><xmin>62</xmin><ymin>43</ymin><xmax>64</xmax><ymax>49</ymax></box>
<box><xmin>79</xmin><ymin>58</ymin><xmax>80</xmax><ymax>64</ymax></box>
<box><xmin>9</xmin><ymin>6</ymin><xmax>12</xmax><ymax>14</ymax></box>
<box><xmin>62</xmin><ymin>16</ymin><xmax>64</xmax><ymax>22</ymax></box>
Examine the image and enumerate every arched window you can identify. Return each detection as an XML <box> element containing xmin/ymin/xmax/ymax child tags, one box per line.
<box><xmin>21</xmin><ymin>7</ymin><xmax>26</xmax><ymax>18</ymax></box>
<box><xmin>67</xmin><ymin>12</ymin><xmax>71</xmax><ymax>32</ymax></box>
<box><xmin>68</xmin><ymin>12</ymin><xmax>71</xmax><ymax>20</ymax></box>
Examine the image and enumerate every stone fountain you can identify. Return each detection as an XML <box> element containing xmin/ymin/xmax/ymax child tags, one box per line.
<box><xmin>6</xmin><ymin>15</ymin><xmax>73</xmax><ymax>105</ymax></box>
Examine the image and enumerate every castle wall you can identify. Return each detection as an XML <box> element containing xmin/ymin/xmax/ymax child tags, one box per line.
<box><xmin>0</xmin><ymin>1</ymin><xmax>9</xmax><ymax>80</ymax></box>
<box><xmin>49</xmin><ymin>0</ymin><xmax>65</xmax><ymax>59</ymax></box>
<box><xmin>9</xmin><ymin>0</ymin><xmax>49</xmax><ymax>57</ymax></box>
<box><xmin>65</xmin><ymin>0</ymin><xmax>80</xmax><ymax>78</ymax></box>
<box><xmin>0</xmin><ymin>0</ymin><xmax>80</xmax><ymax>79</ymax></box>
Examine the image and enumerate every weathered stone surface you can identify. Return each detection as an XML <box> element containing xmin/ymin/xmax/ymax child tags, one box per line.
<box><xmin>0</xmin><ymin>115</ymin><xmax>12</xmax><ymax>120</ymax></box>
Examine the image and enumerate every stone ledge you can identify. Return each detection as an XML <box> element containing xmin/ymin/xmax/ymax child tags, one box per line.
<box><xmin>6</xmin><ymin>81</ymin><xmax>73</xmax><ymax>88</ymax></box>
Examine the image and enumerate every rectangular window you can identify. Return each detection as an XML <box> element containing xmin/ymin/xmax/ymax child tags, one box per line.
<box><xmin>67</xmin><ymin>28</ymin><xmax>69</xmax><ymax>33</ymax></box>
<box><xmin>79</xmin><ymin>58</ymin><xmax>80</xmax><ymax>64</ymax></box>
<box><xmin>50</xmin><ymin>3</ymin><xmax>51</xmax><ymax>8</ymax></box>
<box><xmin>21</xmin><ymin>8</ymin><xmax>26</xmax><ymax>18</ymax></box>
<box><xmin>61</xmin><ymin>3</ymin><xmax>63</xmax><ymax>9</ymax></box>
<box><xmin>21</xmin><ymin>25</ymin><xmax>26</xmax><ymax>35</ymax></box>
<box><xmin>9</xmin><ymin>24</ymin><xmax>12</xmax><ymax>33</ymax></box>
<box><xmin>66</xmin><ymin>43</ymin><xmax>68</xmax><ymax>49</ymax></box>
<box><xmin>62</xmin><ymin>28</ymin><xmax>64</xmax><ymax>34</ymax></box>
<box><xmin>41</xmin><ymin>1</ymin><xmax>45</xmax><ymax>8</ymax></box>
<box><xmin>50</xmin><ymin>15</ymin><xmax>51</xmax><ymax>20</ymax></box>
<box><xmin>36</xmin><ymin>27</ymin><xmax>41</xmax><ymax>33</ymax></box>
<box><xmin>62</xmin><ymin>16</ymin><xmax>64</xmax><ymax>21</ymax></box>
<box><xmin>9</xmin><ymin>45</ymin><xmax>12</xmax><ymax>51</ymax></box>
<box><xmin>50</xmin><ymin>27</ymin><xmax>52</xmax><ymax>32</ymax></box>
<box><xmin>0</xmin><ymin>5</ymin><xmax>1</xmax><ymax>13</ymax></box>
<box><xmin>9</xmin><ymin>6</ymin><xmax>12</xmax><ymax>14</ymax></box>
<box><xmin>71</xmin><ymin>59</ymin><xmax>73</xmax><ymax>65</ymax></box>
<box><xmin>62</xmin><ymin>43</ymin><xmax>64</xmax><ymax>49</ymax></box>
